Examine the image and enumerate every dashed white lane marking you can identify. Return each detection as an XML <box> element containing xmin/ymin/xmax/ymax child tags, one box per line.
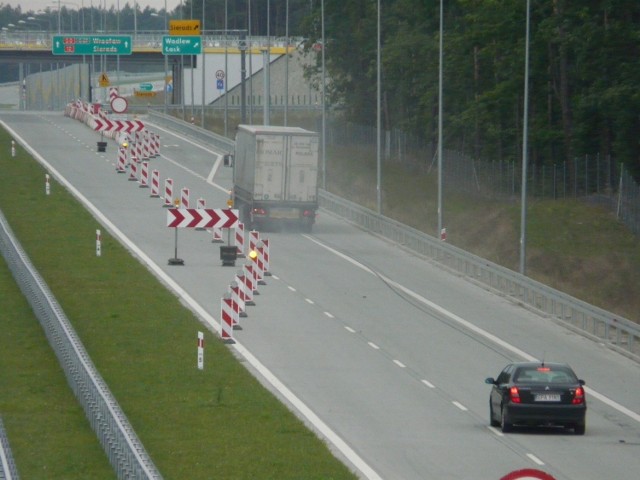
<box><xmin>452</xmin><ymin>401</ymin><xmax>468</xmax><ymax>411</ymax></box>
<box><xmin>324</xmin><ymin>312</ymin><xmax>335</xmax><ymax>318</ymax></box>
<box><xmin>287</xmin><ymin>286</ymin><xmax>296</xmax><ymax>292</ymax></box>
<box><xmin>305</xmin><ymin>298</ymin><xmax>314</xmax><ymax>304</ymax></box>
<box><xmin>526</xmin><ymin>453</ymin><xmax>545</xmax><ymax>466</ymax></box>
<box><xmin>393</xmin><ymin>359</ymin><xmax>406</xmax><ymax>368</ymax></box>
<box><xmin>487</xmin><ymin>426</ymin><xmax>504</xmax><ymax>437</ymax></box>
<box><xmin>345</xmin><ymin>326</ymin><xmax>356</xmax><ymax>333</ymax></box>
<box><xmin>421</xmin><ymin>379</ymin><xmax>435</xmax><ymax>388</ymax></box>
<box><xmin>368</xmin><ymin>342</ymin><xmax>380</xmax><ymax>350</ymax></box>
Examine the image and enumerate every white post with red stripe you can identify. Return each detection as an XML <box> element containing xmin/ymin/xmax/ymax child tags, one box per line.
<box><xmin>116</xmin><ymin>147</ymin><xmax>126</xmax><ymax>173</ymax></box>
<box><xmin>196</xmin><ymin>198</ymin><xmax>206</xmax><ymax>230</ymax></box>
<box><xmin>180</xmin><ymin>187</ymin><xmax>190</xmax><ymax>208</ymax></box>
<box><xmin>197</xmin><ymin>331</ymin><xmax>204</xmax><ymax>370</ymax></box>
<box><xmin>45</xmin><ymin>174</ymin><xmax>50</xmax><ymax>195</ymax></box>
<box><xmin>139</xmin><ymin>161</ymin><xmax>149</xmax><ymax>188</ymax></box>
<box><xmin>163</xmin><ymin>178</ymin><xmax>174</xmax><ymax>207</ymax></box>
<box><xmin>262</xmin><ymin>238</ymin><xmax>271</xmax><ymax>276</ymax></box>
<box><xmin>237</xmin><ymin>270</ymin><xmax>255</xmax><ymax>306</ymax></box>
<box><xmin>234</xmin><ymin>222</ymin><xmax>245</xmax><ymax>257</ymax></box>
<box><xmin>152</xmin><ymin>132</ymin><xmax>160</xmax><ymax>157</ymax></box>
<box><xmin>128</xmin><ymin>157</ymin><xmax>138</xmax><ymax>181</ymax></box>
<box><xmin>220</xmin><ymin>294</ymin><xmax>235</xmax><ymax>343</ymax></box>
<box><xmin>245</xmin><ymin>262</ymin><xmax>260</xmax><ymax>295</ymax></box>
<box><xmin>96</xmin><ymin>229</ymin><xmax>102</xmax><ymax>257</ymax></box>
<box><xmin>229</xmin><ymin>281</ymin><xmax>242</xmax><ymax>327</ymax></box>
<box><xmin>249</xmin><ymin>229</ymin><xmax>260</xmax><ymax>253</ymax></box>
<box><xmin>254</xmin><ymin>241</ymin><xmax>266</xmax><ymax>285</ymax></box>
<box><xmin>150</xmin><ymin>169</ymin><xmax>160</xmax><ymax>197</ymax></box>
<box><xmin>234</xmin><ymin>273</ymin><xmax>249</xmax><ymax>317</ymax></box>
<box><xmin>212</xmin><ymin>226</ymin><xmax>224</xmax><ymax>243</ymax></box>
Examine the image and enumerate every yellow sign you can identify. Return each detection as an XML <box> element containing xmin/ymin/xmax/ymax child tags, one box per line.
<box><xmin>99</xmin><ymin>72</ymin><xmax>110</xmax><ymax>87</ymax></box>
<box><xmin>169</xmin><ymin>20</ymin><xmax>201</xmax><ymax>35</ymax></box>
<box><xmin>134</xmin><ymin>90</ymin><xmax>157</xmax><ymax>97</ymax></box>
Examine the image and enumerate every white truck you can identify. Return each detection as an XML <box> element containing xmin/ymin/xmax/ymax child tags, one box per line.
<box><xmin>231</xmin><ymin>125</ymin><xmax>320</xmax><ymax>232</ymax></box>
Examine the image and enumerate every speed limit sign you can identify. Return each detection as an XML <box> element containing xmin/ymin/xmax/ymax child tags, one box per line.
<box><xmin>215</xmin><ymin>69</ymin><xmax>225</xmax><ymax>80</ymax></box>
<box><xmin>500</xmin><ymin>469</ymin><xmax>556</xmax><ymax>480</ymax></box>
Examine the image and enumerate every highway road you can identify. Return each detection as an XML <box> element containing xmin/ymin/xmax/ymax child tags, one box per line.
<box><xmin>2</xmin><ymin>111</ymin><xmax>639</xmax><ymax>480</ymax></box>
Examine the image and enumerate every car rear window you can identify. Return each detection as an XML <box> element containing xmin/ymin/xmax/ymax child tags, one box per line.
<box><xmin>514</xmin><ymin>366</ymin><xmax>577</xmax><ymax>383</ymax></box>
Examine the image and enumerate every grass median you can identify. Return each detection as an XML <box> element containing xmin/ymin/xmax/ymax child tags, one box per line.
<box><xmin>0</xmin><ymin>127</ymin><xmax>357</xmax><ymax>479</ymax></box>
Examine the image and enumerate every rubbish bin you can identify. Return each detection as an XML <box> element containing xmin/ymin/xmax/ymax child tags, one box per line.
<box><xmin>97</xmin><ymin>141</ymin><xmax>107</xmax><ymax>152</ymax></box>
<box><xmin>220</xmin><ymin>245</ymin><xmax>237</xmax><ymax>266</ymax></box>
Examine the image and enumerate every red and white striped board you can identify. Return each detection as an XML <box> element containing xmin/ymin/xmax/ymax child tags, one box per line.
<box><xmin>150</xmin><ymin>169</ymin><xmax>160</xmax><ymax>197</ymax></box>
<box><xmin>262</xmin><ymin>238</ymin><xmax>271</xmax><ymax>276</ymax></box>
<box><xmin>229</xmin><ymin>282</ymin><xmax>242</xmax><ymax>327</ymax></box>
<box><xmin>139</xmin><ymin>161</ymin><xmax>149</xmax><ymax>188</ymax></box>
<box><xmin>244</xmin><ymin>264</ymin><xmax>259</xmax><ymax>295</ymax></box>
<box><xmin>163</xmin><ymin>178</ymin><xmax>174</xmax><ymax>207</ymax></box>
<box><xmin>220</xmin><ymin>295</ymin><xmax>235</xmax><ymax>343</ymax></box>
<box><xmin>152</xmin><ymin>132</ymin><xmax>160</xmax><ymax>157</ymax></box>
<box><xmin>180</xmin><ymin>187</ymin><xmax>190</xmax><ymax>208</ymax></box>
<box><xmin>236</xmin><ymin>271</ymin><xmax>255</xmax><ymax>306</ymax></box>
<box><xmin>166</xmin><ymin>208</ymin><xmax>239</xmax><ymax>229</ymax></box>
<box><xmin>249</xmin><ymin>230</ymin><xmax>260</xmax><ymax>254</ymax></box>
<box><xmin>196</xmin><ymin>198</ymin><xmax>206</xmax><ymax>230</ymax></box>
<box><xmin>128</xmin><ymin>158</ymin><xmax>138</xmax><ymax>181</ymax></box>
<box><xmin>235</xmin><ymin>221</ymin><xmax>246</xmax><ymax>257</ymax></box>
<box><xmin>212</xmin><ymin>227</ymin><xmax>224</xmax><ymax>243</ymax></box>
<box><xmin>116</xmin><ymin>147</ymin><xmax>126</xmax><ymax>173</ymax></box>
<box><xmin>233</xmin><ymin>274</ymin><xmax>248</xmax><ymax>317</ymax></box>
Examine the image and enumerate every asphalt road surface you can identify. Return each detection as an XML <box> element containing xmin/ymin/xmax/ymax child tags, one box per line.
<box><xmin>2</xmin><ymin>111</ymin><xmax>639</xmax><ymax>480</ymax></box>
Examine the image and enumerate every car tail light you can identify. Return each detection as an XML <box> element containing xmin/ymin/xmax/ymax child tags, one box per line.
<box><xmin>252</xmin><ymin>208</ymin><xmax>267</xmax><ymax>216</ymax></box>
<box><xmin>572</xmin><ymin>386</ymin><xmax>585</xmax><ymax>405</ymax></box>
<box><xmin>509</xmin><ymin>386</ymin><xmax>521</xmax><ymax>403</ymax></box>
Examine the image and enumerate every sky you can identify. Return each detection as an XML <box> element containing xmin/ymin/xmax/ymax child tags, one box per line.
<box><xmin>12</xmin><ymin>1</ymin><xmax>182</xmax><ymax>14</ymax></box>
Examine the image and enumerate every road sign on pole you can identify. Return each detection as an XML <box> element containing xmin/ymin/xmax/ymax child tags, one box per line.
<box><xmin>52</xmin><ymin>35</ymin><xmax>132</xmax><ymax>55</ymax></box>
<box><xmin>162</xmin><ymin>36</ymin><xmax>202</xmax><ymax>55</ymax></box>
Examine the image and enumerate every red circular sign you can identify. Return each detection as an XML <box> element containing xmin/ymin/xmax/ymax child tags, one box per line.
<box><xmin>500</xmin><ymin>469</ymin><xmax>556</xmax><ymax>480</ymax></box>
<box><xmin>110</xmin><ymin>96</ymin><xmax>128</xmax><ymax>113</ymax></box>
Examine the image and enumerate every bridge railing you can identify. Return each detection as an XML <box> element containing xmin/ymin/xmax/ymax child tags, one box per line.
<box><xmin>0</xmin><ymin>209</ymin><xmax>162</xmax><ymax>480</ymax></box>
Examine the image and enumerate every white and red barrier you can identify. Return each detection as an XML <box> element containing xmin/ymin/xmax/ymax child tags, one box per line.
<box><xmin>237</xmin><ymin>271</ymin><xmax>255</xmax><ymax>306</ymax></box>
<box><xmin>152</xmin><ymin>132</ymin><xmax>160</xmax><ymax>157</ymax></box>
<box><xmin>150</xmin><ymin>169</ymin><xmax>160</xmax><ymax>198</ymax></box>
<box><xmin>235</xmin><ymin>221</ymin><xmax>245</xmax><ymax>257</ymax></box>
<box><xmin>249</xmin><ymin>230</ymin><xmax>260</xmax><ymax>253</ymax></box>
<box><xmin>254</xmin><ymin>241</ymin><xmax>266</xmax><ymax>285</ymax></box>
<box><xmin>196</xmin><ymin>198</ymin><xmax>206</xmax><ymax>230</ymax></box>
<box><xmin>128</xmin><ymin>157</ymin><xmax>138</xmax><ymax>181</ymax></box>
<box><xmin>228</xmin><ymin>282</ymin><xmax>242</xmax><ymax>327</ymax></box>
<box><xmin>139</xmin><ymin>161</ymin><xmax>149</xmax><ymax>188</ymax></box>
<box><xmin>212</xmin><ymin>227</ymin><xmax>224</xmax><ymax>243</ymax></box>
<box><xmin>180</xmin><ymin>187</ymin><xmax>190</xmax><ymax>208</ymax></box>
<box><xmin>234</xmin><ymin>274</ymin><xmax>249</xmax><ymax>317</ymax></box>
<box><xmin>244</xmin><ymin>263</ymin><xmax>260</xmax><ymax>295</ymax></box>
<box><xmin>164</xmin><ymin>178</ymin><xmax>174</xmax><ymax>207</ymax></box>
<box><xmin>262</xmin><ymin>238</ymin><xmax>271</xmax><ymax>276</ymax></box>
<box><xmin>220</xmin><ymin>294</ymin><xmax>235</xmax><ymax>343</ymax></box>
<box><xmin>116</xmin><ymin>147</ymin><xmax>126</xmax><ymax>173</ymax></box>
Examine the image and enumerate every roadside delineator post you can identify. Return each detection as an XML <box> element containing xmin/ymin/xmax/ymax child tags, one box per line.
<box><xmin>220</xmin><ymin>293</ymin><xmax>235</xmax><ymax>343</ymax></box>
<box><xmin>163</xmin><ymin>178</ymin><xmax>173</xmax><ymax>207</ymax></box>
<box><xmin>11</xmin><ymin>140</ymin><xmax>16</xmax><ymax>157</ymax></box>
<box><xmin>197</xmin><ymin>331</ymin><xmax>204</xmax><ymax>370</ymax></box>
<box><xmin>96</xmin><ymin>229</ymin><xmax>102</xmax><ymax>257</ymax></box>
<box><xmin>45</xmin><ymin>174</ymin><xmax>50</xmax><ymax>195</ymax></box>
<box><xmin>150</xmin><ymin>169</ymin><xmax>160</xmax><ymax>197</ymax></box>
<box><xmin>440</xmin><ymin>227</ymin><xmax>447</xmax><ymax>241</ymax></box>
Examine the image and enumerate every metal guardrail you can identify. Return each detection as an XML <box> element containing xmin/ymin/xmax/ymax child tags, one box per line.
<box><xmin>0</xmin><ymin>209</ymin><xmax>162</xmax><ymax>480</ymax></box>
<box><xmin>148</xmin><ymin>109</ymin><xmax>235</xmax><ymax>153</ymax></box>
<box><xmin>146</xmin><ymin>110</ymin><xmax>640</xmax><ymax>360</ymax></box>
<box><xmin>0</xmin><ymin>417</ymin><xmax>19</xmax><ymax>480</ymax></box>
<box><xmin>318</xmin><ymin>190</ymin><xmax>640</xmax><ymax>361</ymax></box>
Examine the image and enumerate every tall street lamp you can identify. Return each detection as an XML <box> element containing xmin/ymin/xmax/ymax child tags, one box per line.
<box><xmin>519</xmin><ymin>0</ymin><xmax>531</xmax><ymax>275</ymax></box>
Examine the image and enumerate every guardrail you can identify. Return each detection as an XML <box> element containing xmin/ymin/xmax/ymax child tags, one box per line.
<box><xmin>145</xmin><ymin>109</ymin><xmax>640</xmax><ymax>360</ymax></box>
<box><xmin>318</xmin><ymin>190</ymin><xmax>640</xmax><ymax>361</ymax></box>
<box><xmin>0</xmin><ymin>210</ymin><xmax>162</xmax><ymax>480</ymax></box>
<box><xmin>148</xmin><ymin>109</ymin><xmax>235</xmax><ymax>153</ymax></box>
<box><xmin>0</xmin><ymin>417</ymin><xmax>19</xmax><ymax>480</ymax></box>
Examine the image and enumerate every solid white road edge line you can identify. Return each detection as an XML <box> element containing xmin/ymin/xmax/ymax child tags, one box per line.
<box><xmin>303</xmin><ymin>234</ymin><xmax>640</xmax><ymax>425</ymax></box>
<box><xmin>4</xmin><ymin>122</ymin><xmax>383</xmax><ymax>480</ymax></box>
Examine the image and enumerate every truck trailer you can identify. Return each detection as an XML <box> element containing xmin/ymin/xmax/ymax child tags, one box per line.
<box><xmin>231</xmin><ymin>125</ymin><xmax>320</xmax><ymax>232</ymax></box>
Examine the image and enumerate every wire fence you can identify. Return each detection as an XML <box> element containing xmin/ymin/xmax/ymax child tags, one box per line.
<box><xmin>0</xmin><ymin>209</ymin><xmax>162</xmax><ymax>480</ymax></box>
<box><xmin>325</xmin><ymin>117</ymin><xmax>640</xmax><ymax>235</ymax></box>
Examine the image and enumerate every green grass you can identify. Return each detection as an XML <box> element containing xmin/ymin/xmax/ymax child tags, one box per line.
<box><xmin>325</xmin><ymin>144</ymin><xmax>640</xmax><ymax>323</ymax></box>
<box><xmin>0</xmin><ymin>128</ymin><xmax>357</xmax><ymax>479</ymax></box>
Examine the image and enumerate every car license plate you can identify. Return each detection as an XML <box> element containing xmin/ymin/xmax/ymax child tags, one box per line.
<box><xmin>535</xmin><ymin>393</ymin><xmax>560</xmax><ymax>402</ymax></box>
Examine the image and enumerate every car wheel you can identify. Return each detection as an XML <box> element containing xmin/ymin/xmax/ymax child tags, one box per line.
<box><xmin>500</xmin><ymin>406</ymin><xmax>512</xmax><ymax>433</ymax></box>
<box><xmin>489</xmin><ymin>402</ymin><xmax>500</xmax><ymax>427</ymax></box>
<box><xmin>574</xmin><ymin>422</ymin><xmax>586</xmax><ymax>435</ymax></box>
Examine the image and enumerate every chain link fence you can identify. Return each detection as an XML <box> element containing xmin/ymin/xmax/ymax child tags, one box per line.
<box><xmin>324</xmin><ymin>117</ymin><xmax>640</xmax><ymax>235</ymax></box>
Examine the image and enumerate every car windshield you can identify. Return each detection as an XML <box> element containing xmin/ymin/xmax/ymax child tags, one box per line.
<box><xmin>513</xmin><ymin>366</ymin><xmax>577</xmax><ymax>383</ymax></box>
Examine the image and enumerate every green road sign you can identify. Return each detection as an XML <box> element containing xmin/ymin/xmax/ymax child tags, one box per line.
<box><xmin>162</xmin><ymin>36</ymin><xmax>202</xmax><ymax>55</ymax></box>
<box><xmin>52</xmin><ymin>35</ymin><xmax>132</xmax><ymax>55</ymax></box>
<box><xmin>139</xmin><ymin>83</ymin><xmax>153</xmax><ymax>91</ymax></box>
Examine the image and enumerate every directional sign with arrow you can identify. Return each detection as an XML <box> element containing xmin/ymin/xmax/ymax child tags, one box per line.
<box><xmin>166</xmin><ymin>208</ymin><xmax>239</xmax><ymax>229</ymax></box>
<box><xmin>93</xmin><ymin>118</ymin><xmax>145</xmax><ymax>133</ymax></box>
<box><xmin>52</xmin><ymin>35</ymin><xmax>132</xmax><ymax>55</ymax></box>
<box><xmin>162</xmin><ymin>36</ymin><xmax>202</xmax><ymax>55</ymax></box>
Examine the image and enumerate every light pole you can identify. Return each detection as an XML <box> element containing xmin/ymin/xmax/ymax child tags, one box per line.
<box><xmin>437</xmin><ymin>0</ymin><xmax>443</xmax><ymax>239</ymax></box>
<box><xmin>519</xmin><ymin>0</ymin><xmax>531</xmax><ymax>275</ymax></box>
<box><xmin>376</xmin><ymin>0</ymin><xmax>381</xmax><ymax>213</ymax></box>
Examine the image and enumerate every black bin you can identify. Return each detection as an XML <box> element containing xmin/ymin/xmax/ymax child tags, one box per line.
<box><xmin>220</xmin><ymin>245</ymin><xmax>237</xmax><ymax>266</ymax></box>
<box><xmin>97</xmin><ymin>141</ymin><xmax>107</xmax><ymax>152</ymax></box>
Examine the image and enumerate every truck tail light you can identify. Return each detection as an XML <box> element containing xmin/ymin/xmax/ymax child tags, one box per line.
<box><xmin>572</xmin><ymin>386</ymin><xmax>585</xmax><ymax>405</ymax></box>
<box><xmin>302</xmin><ymin>209</ymin><xmax>315</xmax><ymax>218</ymax></box>
<box><xmin>509</xmin><ymin>386</ymin><xmax>521</xmax><ymax>403</ymax></box>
